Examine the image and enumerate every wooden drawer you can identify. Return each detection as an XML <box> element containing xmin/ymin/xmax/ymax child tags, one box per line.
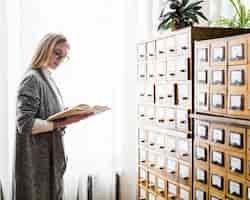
<box><xmin>193</xmin><ymin>183</ymin><xmax>209</xmax><ymax>200</ymax></box>
<box><xmin>155</xmin><ymin>133</ymin><xmax>166</xmax><ymax>151</ymax></box>
<box><xmin>139</xmin><ymin>149</ymin><xmax>147</xmax><ymax>165</ymax></box>
<box><xmin>211</xmin><ymin>41</ymin><xmax>227</xmax><ymax>66</ymax></box>
<box><xmin>147</xmin><ymin>41</ymin><xmax>156</xmax><ymax>60</ymax></box>
<box><xmin>196</xmin><ymin>43</ymin><xmax>210</xmax><ymax>68</ymax></box>
<box><xmin>194</xmin><ymin>141</ymin><xmax>209</xmax><ymax>167</ymax></box>
<box><xmin>166</xmin><ymin>157</ymin><xmax>178</xmax><ymax>182</ymax></box>
<box><xmin>156</xmin><ymin>154</ymin><xmax>165</xmax><ymax>171</ymax></box>
<box><xmin>138</xmin><ymin>167</ymin><xmax>148</xmax><ymax>186</ymax></box>
<box><xmin>194</xmin><ymin>165</ymin><xmax>209</xmax><ymax>187</ymax></box>
<box><xmin>227</xmin><ymin>151</ymin><xmax>246</xmax><ymax>178</ymax></box>
<box><xmin>228</xmin><ymin>37</ymin><xmax>248</xmax><ymax>65</ymax></box>
<box><xmin>138</xmin><ymin>128</ymin><xmax>147</xmax><ymax>145</ymax></box>
<box><xmin>175</xmin><ymin>56</ymin><xmax>190</xmax><ymax>80</ymax></box>
<box><xmin>228</xmin><ymin>93</ymin><xmax>248</xmax><ymax>116</ymax></box>
<box><xmin>148</xmin><ymin>151</ymin><xmax>157</xmax><ymax>168</ymax></box>
<box><xmin>148</xmin><ymin>192</ymin><xmax>157</xmax><ymax>200</ymax></box>
<box><xmin>195</xmin><ymin>120</ymin><xmax>209</xmax><ymax>142</ymax></box>
<box><xmin>179</xmin><ymin>161</ymin><xmax>192</xmax><ymax>187</ymax></box>
<box><xmin>166</xmin><ymin>36</ymin><xmax>176</xmax><ymax>57</ymax></box>
<box><xmin>180</xmin><ymin>185</ymin><xmax>192</xmax><ymax>200</ymax></box>
<box><xmin>138</xmin><ymin>186</ymin><xmax>147</xmax><ymax>200</ymax></box>
<box><xmin>210</xmin><ymin>145</ymin><xmax>226</xmax><ymax>170</ymax></box>
<box><xmin>137</xmin><ymin>43</ymin><xmax>146</xmax><ymax>61</ymax></box>
<box><xmin>176</xmin><ymin>109</ymin><xmax>190</xmax><ymax>132</ymax></box>
<box><xmin>147</xmin><ymin>62</ymin><xmax>156</xmax><ymax>81</ymax></box>
<box><xmin>226</xmin><ymin>175</ymin><xmax>246</xmax><ymax>200</ymax></box>
<box><xmin>156</xmin><ymin>62</ymin><xmax>167</xmax><ymax>81</ymax></box>
<box><xmin>167</xmin><ymin>135</ymin><xmax>177</xmax><ymax>158</ymax></box>
<box><xmin>210</xmin><ymin>123</ymin><xmax>226</xmax><ymax>147</ymax></box>
<box><xmin>176</xmin><ymin>33</ymin><xmax>190</xmax><ymax>55</ymax></box>
<box><xmin>148</xmin><ymin>172</ymin><xmax>157</xmax><ymax>192</ymax></box>
<box><xmin>226</xmin><ymin>126</ymin><xmax>246</xmax><ymax>153</ymax></box>
<box><xmin>197</xmin><ymin>69</ymin><xmax>209</xmax><ymax>85</ymax></box>
<box><xmin>228</xmin><ymin>65</ymin><xmax>248</xmax><ymax>92</ymax></box>
<box><xmin>166</xmin><ymin>58</ymin><xmax>176</xmax><ymax>81</ymax></box>
<box><xmin>137</xmin><ymin>62</ymin><xmax>147</xmax><ymax>80</ymax></box>
<box><xmin>167</xmin><ymin>181</ymin><xmax>178</xmax><ymax>200</ymax></box>
<box><xmin>156</xmin><ymin>177</ymin><xmax>166</xmax><ymax>198</ymax></box>
<box><xmin>177</xmin><ymin>138</ymin><xmax>192</xmax><ymax>162</ymax></box>
<box><xmin>177</xmin><ymin>82</ymin><xmax>192</xmax><ymax>109</ymax></box>
<box><xmin>137</xmin><ymin>83</ymin><xmax>154</xmax><ymax>104</ymax></box>
<box><xmin>156</xmin><ymin>39</ymin><xmax>167</xmax><ymax>60</ymax></box>
<box><xmin>210</xmin><ymin>92</ymin><xmax>227</xmax><ymax>114</ymax></box>
<box><xmin>155</xmin><ymin>84</ymin><xmax>175</xmax><ymax>106</ymax></box>
<box><xmin>156</xmin><ymin>107</ymin><xmax>176</xmax><ymax>128</ymax></box>
<box><xmin>210</xmin><ymin>68</ymin><xmax>227</xmax><ymax>90</ymax></box>
<box><xmin>196</xmin><ymin>87</ymin><xmax>209</xmax><ymax>112</ymax></box>
<box><xmin>148</xmin><ymin>131</ymin><xmax>158</xmax><ymax>150</ymax></box>
<box><xmin>210</xmin><ymin>168</ymin><xmax>226</xmax><ymax>195</ymax></box>
<box><xmin>247</xmin><ymin>181</ymin><xmax>250</xmax><ymax>200</ymax></box>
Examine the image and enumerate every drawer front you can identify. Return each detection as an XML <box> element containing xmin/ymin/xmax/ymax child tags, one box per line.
<box><xmin>211</xmin><ymin>41</ymin><xmax>227</xmax><ymax>66</ymax></box>
<box><xmin>137</xmin><ymin>84</ymin><xmax>154</xmax><ymax>104</ymax></box>
<box><xmin>156</xmin><ymin>154</ymin><xmax>165</xmax><ymax>170</ymax></box>
<box><xmin>210</xmin><ymin>92</ymin><xmax>227</xmax><ymax>114</ymax></box>
<box><xmin>194</xmin><ymin>166</ymin><xmax>209</xmax><ymax>186</ymax></box>
<box><xmin>167</xmin><ymin>136</ymin><xmax>177</xmax><ymax>158</ymax></box>
<box><xmin>194</xmin><ymin>142</ymin><xmax>209</xmax><ymax>167</ymax></box>
<box><xmin>197</xmin><ymin>44</ymin><xmax>210</xmax><ymax>67</ymax></box>
<box><xmin>210</xmin><ymin>123</ymin><xmax>226</xmax><ymax>147</ymax></box>
<box><xmin>227</xmin><ymin>151</ymin><xmax>246</xmax><ymax>178</ymax></box>
<box><xmin>148</xmin><ymin>131</ymin><xmax>158</xmax><ymax>149</ymax></box>
<box><xmin>138</xmin><ymin>167</ymin><xmax>148</xmax><ymax>185</ymax></box>
<box><xmin>166</xmin><ymin>158</ymin><xmax>178</xmax><ymax>181</ymax></box>
<box><xmin>155</xmin><ymin>84</ymin><xmax>175</xmax><ymax>106</ymax></box>
<box><xmin>176</xmin><ymin>109</ymin><xmax>190</xmax><ymax>132</ymax></box>
<box><xmin>209</xmin><ymin>168</ymin><xmax>226</xmax><ymax>194</ymax></box>
<box><xmin>147</xmin><ymin>62</ymin><xmax>156</xmax><ymax>81</ymax></box>
<box><xmin>178</xmin><ymin>83</ymin><xmax>192</xmax><ymax>109</ymax></box>
<box><xmin>155</xmin><ymin>133</ymin><xmax>166</xmax><ymax>150</ymax></box>
<box><xmin>228</xmin><ymin>65</ymin><xmax>248</xmax><ymax>92</ymax></box>
<box><xmin>148</xmin><ymin>151</ymin><xmax>157</xmax><ymax>168</ymax></box>
<box><xmin>198</xmin><ymin>69</ymin><xmax>209</xmax><ymax>85</ymax></box>
<box><xmin>227</xmin><ymin>126</ymin><xmax>246</xmax><ymax>153</ymax></box>
<box><xmin>147</xmin><ymin>41</ymin><xmax>156</xmax><ymax>60</ymax></box>
<box><xmin>211</xmin><ymin>69</ymin><xmax>226</xmax><ymax>89</ymax></box>
<box><xmin>193</xmin><ymin>184</ymin><xmax>209</xmax><ymax>200</ymax></box>
<box><xmin>226</xmin><ymin>175</ymin><xmax>246</xmax><ymax>200</ymax></box>
<box><xmin>228</xmin><ymin>37</ymin><xmax>248</xmax><ymax>65</ymax></box>
<box><xmin>228</xmin><ymin>93</ymin><xmax>248</xmax><ymax>116</ymax></box>
<box><xmin>156</xmin><ymin>62</ymin><xmax>167</xmax><ymax>81</ymax></box>
<box><xmin>209</xmin><ymin>189</ymin><xmax>225</xmax><ymax>200</ymax></box>
<box><xmin>138</xmin><ymin>128</ymin><xmax>147</xmax><ymax>145</ymax></box>
<box><xmin>166</xmin><ymin>36</ymin><xmax>176</xmax><ymax>57</ymax></box>
<box><xmin>210</xmin><ymin>146</ymin><xmax>226</xmax><ymax>169</ymax></box>
<box><xmin>176</xmin><ymin>33</ymin><xmax>189</xmax><ymax>55</ymax></box>
<box><xmin>195</xmin><ymin>120</ymin><xmax>210</xmax><ymax>142</ymax></box>
<box><xmin>148</xmin><ymin>173</ymin><xmax>156</xmax><ymax>191</ymax></box>
<box><xmin>177</xmin><ymin>139</ymin><xmax>192</xmax><ymax>162</ymax></box>
<box><xmin>196</xmin><ymin>87</ymin><xmax>209</xmax><ymax>112</ymax></box>
<box><xmin>137</xmin><ymin>43</ymin><xmax>146</xmax><ymax>61</ymax></box>
<box><xmin>145</xmin><ymin>106</ymin><xmax>156</xmax><ymax>122</ymax></box>
<box><xmin>180</xmin><ymin>186</ymin><xmax>192</xmax><ymax>200</ymax></box>
<box><xmin>156</xmin><ymin>107</ymin><xmax>175</xmax><ymax>127</ymax></box>
<box><xmin>137</xmin><ymin>62</ymin><xmax>147</xmax><ymax>80</ymax></box>
<box><xmin>167</xmin><ymin>182</ymin><xmax>178</xmax><ymax>199</ymax></box>
<box><xmin>156</xmin><ymin>177</ymin><xmax>166</xmax><ymax>197</ymax></box>
<box><xmin>156</xmin><ymin>39</ymin><xmax>167</xmax><ymax>60</ymax></box>
<box><xmin>138</xmin><ymin>187</ymin><xmax>147</xmax><ymax>200</ymax></box>
<box><xmin>175</xmin><ymin>56</ymin><xmax>190</xmax><ymax>80</ymax></box>
<box><xmin>148</xmin><ymin>192</ymin><xmax>156</xmax><ymax>200</ymax></box>
<box><xmin>179</xmin><ymin>162</ymin><xmax>192</xmax><ymax>186</ymax></box>
<box><xmin>166</xmin><ymin>59</ymin><xmax>176</xmax><ymax>80</ymax></box>
<box><xmin>139</xmin><ymin>149</ymin><xmax>147</xmax><ymax>164</ymax></box>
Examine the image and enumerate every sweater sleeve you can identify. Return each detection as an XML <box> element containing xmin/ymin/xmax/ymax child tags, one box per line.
<box><xmin>32</xmin><ymin>118</ymin><xmax>54</xmax><ymax>134</ymax></box>
<box><xmin>16</xmin><ymin>75</ymin><xmax>41</xmax><ymax>135</ymax></box>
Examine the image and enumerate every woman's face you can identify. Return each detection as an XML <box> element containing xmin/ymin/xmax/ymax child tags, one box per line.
<box><xmin>47</xmin><ymin>42</ymin><xmax>69</xmax><ymax>69</ymax></box>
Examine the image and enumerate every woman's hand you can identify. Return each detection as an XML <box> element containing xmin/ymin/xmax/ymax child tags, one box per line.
<box><xmin>53</xmin><ymin>111</ymin><xmax>94</xmax><ymax>129</ymax></box>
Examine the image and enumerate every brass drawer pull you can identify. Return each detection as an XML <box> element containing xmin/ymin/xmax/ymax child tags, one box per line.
<box><xmin>181</xmin><ymin>46</ymin><xmax>188</xmax><ymax>50</ymax></box>
<box><xmin>169</xmin><ymin>49</ymin><xmax>175</xmax><ymax>52</ymax></box>
<box><xmin>169</xmin><ymin>73</ymin><xmax>175</xmax><ymax>76</ymax></box>
<box><xmin>158</xmin><ymin>73</ymin><xmax>165</xmax><ymax>77</ymax></box>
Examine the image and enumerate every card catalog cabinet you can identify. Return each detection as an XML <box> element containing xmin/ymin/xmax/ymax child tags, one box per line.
<box><xmin>195</xmin><ymin>33</ymin><xmax>250</xmax><ymax>119</ymax></box>
<box><xmin>137</xmin><ymin>27</ymin><xmax>250</xmax><ymax>200</ymax></box>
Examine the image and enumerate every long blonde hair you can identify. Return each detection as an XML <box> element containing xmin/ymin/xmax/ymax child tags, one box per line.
<box><xmin>31</xmin><ymin>33</ymin><xmax>69</xmax><ymax>69</ymax></box>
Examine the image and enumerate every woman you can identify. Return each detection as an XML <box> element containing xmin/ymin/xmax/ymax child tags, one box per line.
<box><xmin>14</xmin><ymin>33</ymin><xmax>92</xmax><ymax>200</ymax></box>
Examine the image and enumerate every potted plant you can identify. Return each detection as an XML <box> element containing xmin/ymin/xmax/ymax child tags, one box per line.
<box><xmin>158</xmin><ymin>0</ymin><xmax>208</xmax><ymax>31</ymax></box>
<box><xmin>211</xmin><ymin>0</ymin><xmax>250</xmax><ymax>28</ymax></box>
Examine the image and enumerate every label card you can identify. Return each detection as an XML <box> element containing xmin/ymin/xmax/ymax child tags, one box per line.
<box><xmin>212</xmin><ymin>70</ymin><xmax>224</xmax><ymax>84</ymax></box>
<box><xmin>157</xmin><ymin>156</ymin><xmax>165</xmax><ymax>169</ymax></box>
<box><xmin>229</xmin><ymin>132</ymin><xmax>243</xmax><ymax>148</ymax></box>
<box><xmin>168</xmin><ymin>183</ymin><xmax>177</xmax><ymax>194</ymax></box>
<box><xmin>198</xmin><ymin>124</ymin><xmax>208</xmax><ymax>139</ymax></box>
<box><xmin>196</xmin><ymin>189</ymin><xmax>205</xmax><ymax>200</ymax></box>
<box><xmin>199</xmin><ymin>48</ymin><xmax>208</xmax><ymax>62</ymax></box>
<box><xmin>157</xmin><ymin>178</ymin><xmax>165</xmax><ymax>189</ymax></box>
<box><xmin>178</xmin><ymin>140</ymin><xmax>189</xmax><ymax>154</ymax></box>
<box><xmin>167</xmin><ymin>159</ymin><xmax>177</xmax><ymax>173</ymax></box>
<box><xmin>180</xmin><ymin>165</ymin><xmax>189</xmax><ymax>179</ymax></box>
<box><xmin>199</xmin><ymin>92</ymin><xmax>207</xmax><ymax>106</ymax></box>
<box><xmin>197</xmin><ymin>168</ymin><xmax>206</xmax><ymax>183</ymax></box>
<box><xmin>231</xmin><ymin>70</ymin><xmax>244</xmax><ymax>85</ymax></box>
<box><xmin>229</xmin><ymin>180</ymin><xmax>241</xmax><ymax>197</ymax></box>
<box><xmin>212</xmin><ymin>128</ymin><xmax>224</xmax><ymax>144</ymax></box>
<box><xmin>230</xmin><ymin>95</ymin><xmax>243</xmax><ymax>110</ymax></box>
<box><xmin>212</xmin><ymin>151</ymin><xmax>224</xmax><ymax>166</ymax></box>
<box><xmin>231</xmin><ymin>44</ymin><xmax>244</xmax><ymax>60</ymax></box>
<box><xmin>140</xmin><ymin>150</ymin><xmax>146</xmax><ymax>162</ymax></box>
<box><xmin>198</xmin><ymin>71</ymin><xmax>207</xmax><ymax>83</ymax></box>
<box><xmin>230</xmin><ymin>156</ymin><xmax>243</xmax><ymax>173</ymax></box>
<box><xmin>212</xmin><ymin>174</ymin><xmax>223</xmax><ymax>190</ymax></box>
<box><xmin>180</xmin><ymin>189</ymin><xmax>189</xmax><ymax>200</ymax></box>
<box><xmin>213</xmin><ymin>47</ymin><xmax>225</xmax><ymax>62</ymax></box>
<box><xmin>196</xmin><ymin>147</ymin><xmax>206</xmax><ymax>161</ymax></box>
<box><xmin>212</xmin><ymin>94</ymin><xmax>224</xmax><ymax>108</ymax></box>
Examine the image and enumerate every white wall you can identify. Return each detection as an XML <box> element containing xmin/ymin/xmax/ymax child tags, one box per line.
<box><xmin>0</xmin><ymin>0</ymin><xmax>9</xmax><ymax>198</ymax></box>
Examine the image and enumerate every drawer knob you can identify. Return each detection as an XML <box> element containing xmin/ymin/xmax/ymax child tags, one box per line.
<box><xmin>150</xmin><ymin>143</ymin><xmax>155</xmax><ymax>146</ymax></box>
<box><xmin>182</xmin><ymin>153</ymin><xmax>189</xmax><ymax>157</ymax></box>
<box><xmin>149</xmin><ymin>53</ymin><xmax>154</xmax><ymax>57</ymax></box>
<box><xmin>182</xmin><ymin>97</ymin><xmax>188</xmax><ymax>100</ymax></box>
<box><xmin>170</xmin><ymin>149</ymin><xmax>176</xmax><ymax>153</ymax></box>
<box><xmin>139</xmin><ymin>74</ymin><xmax>145</xmax><ymax>78</ymax></box>
<box><xmin>147</xmin><ymin>94</ymin><xmax>152</xmax><ymax>97</ymax></box>
<box><xmin>139</xmin><ymin>54</ymin><xmax>145</xmax><ymax>58</ymax></box>
<box><xmin>168</xmin><ymin>95</ymin><xmax>173</xmax><ymax>98</ymax></box>
<box><xmin>159</xmin><ymin>96</ymin><xmax>164</xmax><ymax>100</ymax></box>
<box><xmin>140</xmin><ymin>140</ymin><xmax>145</xmax><ymax>143</ymax></box>
<box><xmin>169</xmin><ymin>119</ymin><xmax>175</xmax><ymax>122</ymax></box>
<box><xmin>158</xmin><ymin>119</ymin><xmax>165</xmax><ymax>123</ymax></box>
<box><xmin>139</xmin><ymin>93</ymin><xmax>145</xmax><ymax>97</ymax></box>
<box><xmin>183</xmin><ymin>176</ymin><xmax>189</xmax><ymax>180</ymax></box>
<box><xmin>180</xmin><ymin>69</ymin><xmax>186</xmax><ymax>72</ymax></box>
<box><xmin>159</xmin><ymin>146</ymin><xmax>165</xmax><ymax>149</ymax></box>
<box><xmin>181</xmin><ymin>46</ymin><xmax>188</xmax><ymax>50</ymax></box>
<box><xmin>149</xmin><ymin>117</ymin><xmax>155</xmax><ymax>120</ymax></box>
<box><xmin>158</xmin><ymin>73</ymin><xmax>165</xmax><ymax>77</ymax></box>
<box><xmin>159</xmin><ymin>166</ymin><xmax>164</xmax><ymax>170</ymax></box>
<box><xmin>170</xmin><ymin>171</ymin><xmax>176</xmax><ymax>174</ymax></box>
<box><xmin>158</xmin><ymin>50</ymin><xmax>165</xmax><ymax>54</ymax></box>
<box><xmin>180</xmin><ymin>120</ymin><xmax>186</xmax><ymax>124</ymax></box>
<box><xmin>150</xmin><ymin>163</ymin><xmax>155</xmax><ymax>167</ymax></box>
<box><xmin>169</xmin><ymin>49</ymin><xmax>175</xmax><ymax>52</ymax></box>
<box><xmin>149</xmin><ymin>74</ymin><xmax>154</xmax><ymax>78</ymax></box>
<box><xmin>140</xmin><ymin>114</ymin><xmax>145</xmax><ymax>117</ymax></box>
<box><xmin>169</xmin><ymin>73</ymin><xmax>175</xmax><ymax>76</ymax></box>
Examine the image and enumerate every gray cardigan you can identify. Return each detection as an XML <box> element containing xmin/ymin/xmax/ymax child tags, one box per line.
<box><xmin>13</xmin><ymin>68</ymin><xmax>66</xmax><ymax>200</ymax></box>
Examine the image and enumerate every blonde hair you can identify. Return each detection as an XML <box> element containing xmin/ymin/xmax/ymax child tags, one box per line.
<box><xmin>31</xmin><ymin>33</ymin><xmax>69</xmax><ymax>69</ymax></box>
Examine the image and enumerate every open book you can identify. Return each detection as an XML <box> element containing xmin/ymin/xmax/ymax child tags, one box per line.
<box><xmin>47</xmin><ymin>104</ymin><xmax>111</xmax><ymax>121</ymax></box>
